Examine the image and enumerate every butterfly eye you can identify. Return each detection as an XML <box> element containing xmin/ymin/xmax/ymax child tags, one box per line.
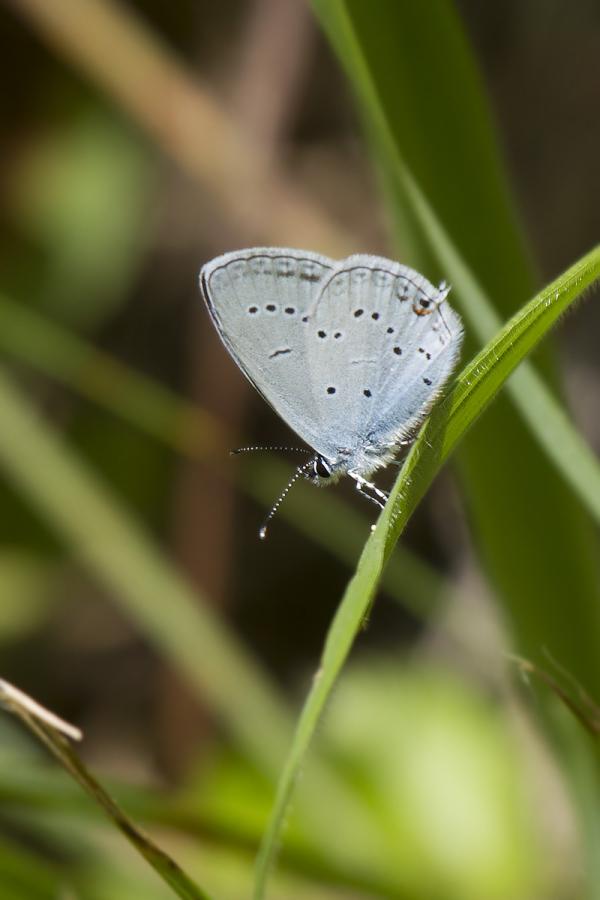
<box><xmin>314</xmin><ymin>456</ymin><xmax>332</xmax><ymax>479</ymax></box>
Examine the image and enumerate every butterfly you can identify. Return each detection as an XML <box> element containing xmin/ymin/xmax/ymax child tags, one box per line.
<box><xmin>200</xmin><ymin>248</ymin><xmax>462</xmax><ymax>536</ymax></box>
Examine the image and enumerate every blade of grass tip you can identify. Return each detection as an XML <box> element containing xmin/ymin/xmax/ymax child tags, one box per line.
<box><xmin>0</xmin><ymin>679</ymin><xmax>82</xmax><ymax>742</ymax></box>
<box><xmin>510</xmin><ymin>656</ymin><xmax>600</xmax><ymax>738</ymax></box>
<box><xmin>0</xmin><ymin>680</ymin><xmax>213</xmax><ymax>900</ymax></box>
<box><xmin>253</xmin><ymin>248</ymin><xmax>600</xmax><ymax>899</ymax></box>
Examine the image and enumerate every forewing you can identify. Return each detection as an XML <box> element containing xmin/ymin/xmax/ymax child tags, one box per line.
<box><xmin>200</xmin><ymin>248</ymin><xmax>334</xmax><ymax>448</ymax></box>
<box><xmin>304</xmin><ymin>255</ymin><xmax>463</xmax><ymax>457</ymax></box>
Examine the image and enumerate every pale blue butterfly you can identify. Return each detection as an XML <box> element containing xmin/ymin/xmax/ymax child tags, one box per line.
<box><xmin>200</xmin><ymin>248</ymin><xmax>463</xmax><ymax>537</ymax></box>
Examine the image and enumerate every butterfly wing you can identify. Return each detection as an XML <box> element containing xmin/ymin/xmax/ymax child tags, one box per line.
<box><xmin>304</xmin><ymin>255</ymin><xmax>463</xmax><ymax>460</ymax></box>
<box><xmin>200</xmin><ymin>248</ymin><xmax>335</xmax><ymax>449</ymax></box>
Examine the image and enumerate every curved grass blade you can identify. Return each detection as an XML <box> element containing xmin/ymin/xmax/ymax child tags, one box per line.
<box><xmin>0</xmin><ymin>679</ymin><xmax>212</xmax><ymax>900</ymax></box>
<box><xmin>312</xmin><ymin>0</ymin><xmax>600</xmax><ymax>712</ymax></box>
<box><xmin>253</xmin><ymin>246</ymin><xmax>600</xmax><ymax>899</ymax></box>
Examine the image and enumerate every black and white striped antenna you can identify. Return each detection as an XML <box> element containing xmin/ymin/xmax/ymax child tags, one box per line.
<box><xmin>258</xmin><ymin>458</ymin><xmax>314</xmax><ymax>540</ymax></box>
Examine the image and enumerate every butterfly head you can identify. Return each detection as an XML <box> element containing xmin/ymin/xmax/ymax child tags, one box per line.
<box><xmin>305</xmin><ymin>453</ymin><xmax>355</xmax><ymax>485</ymax></box>
<box><xmin>309</xmin><ymin>454</ymin><xmax>333</xmax><ymax>482</ymax></box>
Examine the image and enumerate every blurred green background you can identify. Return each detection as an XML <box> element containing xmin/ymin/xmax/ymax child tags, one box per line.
<box><xmin>0</xmin><ymin>1</ymin><xmax>599</xmax><ymax>898</ymax></box>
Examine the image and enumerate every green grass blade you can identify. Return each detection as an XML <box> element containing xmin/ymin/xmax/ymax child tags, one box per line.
<box><xmin>312</xmin><ymin>0</ymin><xmax>600</xmax><ymax>698</ymax></box>
<box><xmin>253</xmin><ymin>247</ymin><xmax>600</xmax><ymax>899</ymax></box>
<box><xmin>0</xmin><ymin>680</ymin><xmax>212</xmax><ymax>900</ymax></box>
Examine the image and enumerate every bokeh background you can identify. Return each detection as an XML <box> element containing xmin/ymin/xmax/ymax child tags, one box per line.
<box><xmin>0</xmin><ymin>1</ymin><xmax>600</xmax><ymax>898</ymax></box>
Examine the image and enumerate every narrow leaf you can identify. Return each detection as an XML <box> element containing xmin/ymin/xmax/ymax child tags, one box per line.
<box><xmin>254</xmin><ymin>247</ymin><xmax>600</xmax><ymax>898</ymax></box>
<box><xmin>0</xmin><ymin>680</ymin><xmax>212</xmax><ymax>900</ymax></box>
<box><xmin>312</xmin><ymin>0</ymin><xmax>600</xmax><ymax>713</ymax></box>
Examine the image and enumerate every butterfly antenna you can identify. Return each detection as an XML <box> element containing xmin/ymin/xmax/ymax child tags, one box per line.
<box><xmin>231</xmin><ymin>445</ymin><xmax>310</xmax><ymax>456</ymax></box>
<box><xmin>259</xmin><ymin>459</ymin><xmax>314</xmax><ymax>541</ymax></box>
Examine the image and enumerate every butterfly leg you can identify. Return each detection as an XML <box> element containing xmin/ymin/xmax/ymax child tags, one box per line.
<box><xmin>350</xmin><ymin>472</ymin><xmax>389</xmax><ymax>510</ymax></box>
<box><xmin>355</xmin><ymin>481</ymin><xmax>384</xmax><ymax>510</ymax></box>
